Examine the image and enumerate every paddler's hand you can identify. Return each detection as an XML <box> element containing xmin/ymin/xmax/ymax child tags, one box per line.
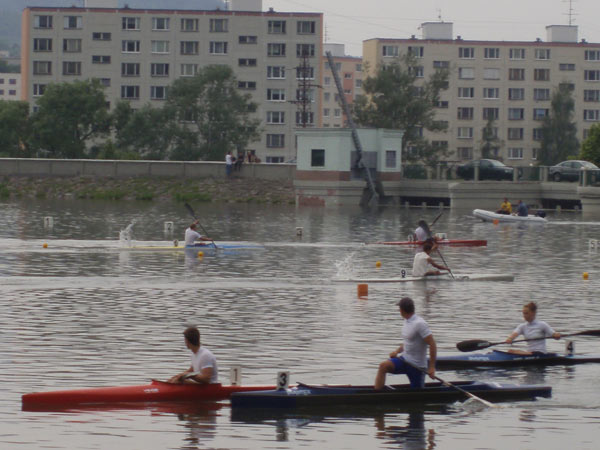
<box><xmin>427</xmin><ymin>367</ymin><xmax>436</xmax><ymax>379</ymax></box>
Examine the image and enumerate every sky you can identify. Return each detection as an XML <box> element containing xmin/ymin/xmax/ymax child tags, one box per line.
<box><xmin>264</xmin><ymin>0</ymin><xmax>600</xmax><ymax>56</ymax></box>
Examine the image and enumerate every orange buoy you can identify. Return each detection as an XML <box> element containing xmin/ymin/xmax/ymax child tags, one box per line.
<box><xmin>43</xmin><ymin>243</ymin><xmax>48</xmax><ymax>249</ymax></box>
<box><xmin>583</xmin><ymin>272</ymin><xmax>589</xmax><ymax>280</ymax></box>
<box><xmin>357</xmin><ymin>284</ymin><xmax>368</xmax><ymax>298</ymax></box>
<box><xmin>493</xmin><ymin>219</ymin><xmax>500</xmax><ymax>225</ymax></box>
<box><xmin>197</xmin><ymin>251</ymin><xmax>204</xmax><ymax>258</ymax></box>
<box><xmin>375</xmin><ymin>261</ymin><xmax>381</xmax><ymax>268</ymax></box>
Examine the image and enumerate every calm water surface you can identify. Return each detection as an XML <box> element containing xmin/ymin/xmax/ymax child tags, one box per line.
<box><xmin>2</xmin><ymin>199</ymin><xmax>600</xmax><ymax>449</ymax></box>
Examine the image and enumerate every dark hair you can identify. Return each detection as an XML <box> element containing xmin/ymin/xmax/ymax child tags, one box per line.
<box><xmin>399</xmin><ymin>297</ymin><xmax>415</xmax><ymax>314</ymax></box>
<box><xmin>423</xmin><ymin>241</ymin><xmax>433</xmax><ymax>252</ymax></box>
<box><xmin>190</xmin><ymin>223</ymin><xmax>197</xmax><ymax>230</ymax></box>
<box><xmin>183</xmin><ymin>327</ymin><xmax>200</xmax><ymax>346</ymax></box>
<box><xmin>524</xmin><ymin>302</ymin><xmax>537</xmax><ymax>313</ymax></box>
<box><xmin>418</xmin><ymin>220</ymin><xmax>427</xmax><ymax>228</ymax></box>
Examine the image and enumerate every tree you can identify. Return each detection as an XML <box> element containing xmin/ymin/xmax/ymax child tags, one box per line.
<box><xmin>538</xmin><ymin>84</ymin><xmax>579</xmax><ymax>165</ymax></box>
<box><xmin>480</xmin><ymin>118</ymin><xmax>504</xmax><ymax>160</ymax></box>
<box><xmin>353</xmin><ymin>54</ymin><xmax>450</xmax><ymax>164</ymax></box>
<box><xmin>0</xmin><ymin>100</ymin><xmax>32</xmax><ymax>157</ymax></box>
<box><xmin>166</xmin><ymin>65</ymin><xmax>261</xmax><ymax>161</ymax></box>
<box><xmin>31</xmin><ymin>79</ymin><xmax>111</xmax><ymax>158</ymax></box>
<box><xmin>579</xmin><ymin>123</ymin><xmax>600</xmax><ymax>166</ymax></box>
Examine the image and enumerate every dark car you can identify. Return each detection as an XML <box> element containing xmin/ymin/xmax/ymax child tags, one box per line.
<box><xmin>456</xmin><ymin>159</ymin><xmax>514</xmax><ymax>181</ymax></box>
<box><xmin>548</xmin><ymin>160</ymin><xmax>599</xmax><ymax>182</ymax></box>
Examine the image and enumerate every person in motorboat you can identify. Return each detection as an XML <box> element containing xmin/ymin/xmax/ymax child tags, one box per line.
<box><xmin>496</xmin><ymin>198</ymin><xmax>512</xmax><ymax>215</ymax></box>
<box><xmin>516</xmin><ymin>200</ymin><xmax>529</xmax><ymax>217</ymax></box>
<box><xmin>184</xmin><ymin>221</ymin><xmax>212</xmax><ymax>247</ymax></box>
<box><xmin>412</xmin><ymin>241</ymin><xmax>450</xmax><ymax>277</ymax></box>
<box><xmin>374</xmin><ymin>297</ymin><xmax>437</xmax><ymax>389</ymax></box>
<box><xmin>505</xmin><ymin>302</ymin><xmax>561</xmax><ymax>355</ymax></box>
<box><xmin>168</xmin><ymin>327</ymin><xmax>219</xmax><ymax>384</ymax></box>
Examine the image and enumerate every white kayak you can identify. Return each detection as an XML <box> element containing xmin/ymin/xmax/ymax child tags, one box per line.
<box><xmin>473</xmin><ymin>209</ymin><xmax>547</xmax><ymax>224</ymax></box>
<box><xmin>334</xmin><ymin>273</ymin><xmax>515</xmax><ymax>283</ymax></box>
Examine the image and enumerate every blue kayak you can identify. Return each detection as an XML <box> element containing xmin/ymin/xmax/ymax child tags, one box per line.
<box><xmin>230</xmin><ymin>380</ymin><xmax>551</xmax><ymax>409</ymax></box>
<box><xmin>436</xmin><ymin>350</ymin><xmax>600</xmax><ymax>369</ymax></box>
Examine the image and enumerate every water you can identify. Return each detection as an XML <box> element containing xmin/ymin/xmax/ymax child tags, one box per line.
<box><xmin>2</xmin><ymin>199</ymin><xmax>600</xmax><ymax>449</ymax></box>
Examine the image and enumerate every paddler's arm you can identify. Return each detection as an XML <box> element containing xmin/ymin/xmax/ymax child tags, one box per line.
<box><xmin>167</xmin><ymin>366</ymin><xmax>194</xmax><ymax>384</ymax></box>
<box><xmin>185</xmin><ymin>367</ymin><xmax>213</xmax><ymax>384</ymax></box>
<box><xmin>425</xmin><ymin>335</ymin><xmax>436</xmax><ymax>379</ymax></box>
<box><xmin>427</xmin><ymin>257</ymin><xmax>449</xmax><ymax>272</ymax></box>
<box><xmin>505</xmin><ymin>331</ymin><xmax>519</xmax><ymax>344</ymax></box>
<box><xmin>389</xmin><ymin>344</ymin><xmax>404</xmax><ymax>358</ymax></box>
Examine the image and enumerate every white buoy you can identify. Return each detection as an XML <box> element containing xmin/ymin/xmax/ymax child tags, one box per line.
<box><xmin>589</xmin><ymin>239</ymin><xmax>597</xmax><ymax>250</ymax></box>
<box><xmin>296</xmin><ymin>227</ymin><xmax>303</xmax><ymax>236</ymax></box>
<box><xmin>43</xmin><ymin>216</ymin><xmax>54</xmax><ymax>228</ymax></box>
<box><xmin>164</xmin><ymin>221</ymin><xmax>174</xmax><ymax>233</ymax></box>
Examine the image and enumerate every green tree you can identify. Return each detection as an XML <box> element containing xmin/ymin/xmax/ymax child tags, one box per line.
<box><xmin>579</xmin><ymin>123</ymin><xmax>600</xmax><ymax>166</ymax></box>
<box><xmin>166</xmin><ymin>65</ymin><xmax>261</xmax><ymax>161</ymax></box>
<box><xmin>31</xmin><ymin>79</ymin><xmax>111</xmax><ymax>158</ymax></box>
<box><xmin>353</xmin><ymin>54</ymin><xmax>450</xmax><ymax>164</ymax></box>
<box><xmin>538</xmin><ymin>84</ymin><xmax>579</xmax><ymax>165</ymax></box>
<box><xmin>480</xmin><ymin>118</ymin><xmax>504</xmax><ymax>160</ymax></box>
<box><xmin>0</xmin><ymin>100</ymin><xmax>32</xmax><ymax>157</ymax></box>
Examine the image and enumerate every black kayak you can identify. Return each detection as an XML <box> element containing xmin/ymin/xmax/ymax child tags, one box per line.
<box><xmin>436</xmin><ymin>350</ymin><xmax>600</xmax><ymax>369</ymax></box>
<box><xmin>230</xmin><ymin>380</ymin><xmax>551</xmax><ymax>409</ymax></box>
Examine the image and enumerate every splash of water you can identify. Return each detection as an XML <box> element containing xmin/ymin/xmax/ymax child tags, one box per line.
<box><xmin>334</xmin><ymin>252</ymin><xmax>357</xmax><ymax>279</ymax></box>
<box><xmin>119</xmin><ymin>220</ymin><xmax>137</xmax><ymax>247</ymax></box>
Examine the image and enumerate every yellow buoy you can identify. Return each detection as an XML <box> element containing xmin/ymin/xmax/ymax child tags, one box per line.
<box><xmin>357</xmin><ymin>284</ymin><xmax>368</xmax><ymax>298</ymax></box>
<box><xmin>583</xmin><ymin>272</ymin><xmax>589</xmax><ymax>280</ymax></box>
<box><xmin>197</xmin><ymin>251</ymin><xmax>204</xmax><ymax>258</ymax></box>
<box><xmin>375</xmin><ymin>261</ymin><xmax>382</xmax><ymax>268</ymax></box>
<box><xmin>43</xmin><ymin>243</ymin><xmax>48</xmax><ymax>248</ymax></box>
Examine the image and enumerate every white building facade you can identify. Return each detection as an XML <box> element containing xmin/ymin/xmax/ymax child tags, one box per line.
<box><xmin>0</xmin><ymin>73</ymin><xmax>21</xmax><ymax>101</ymax></box>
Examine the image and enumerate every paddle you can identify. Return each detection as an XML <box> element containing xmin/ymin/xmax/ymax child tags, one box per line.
<box><xmin>184</xmin><ymin>203</ymin><xmax>218</xmax><ymax>249</ymax></box>
<box><xmin>436</xmin><ymin>248</ymin><xmax>455</xmax><ymax>279</ymax></box>
<box><xmin>456</xmin><ymin>329</ymin><xmax>600</xmax><ymax>352</ymax></box>
<box><xmin>424</xmin><ymin>212</ymin><xmax>455</xmax><ymax>279</ymax></box>
<box><xmin>404</xmin><ymin>359</ymin><xmax>498</xmax><ymax>408</ymax></box>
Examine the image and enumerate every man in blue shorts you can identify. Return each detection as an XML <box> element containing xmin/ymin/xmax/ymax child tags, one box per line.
<box><xmin>374</xmin><ymin>297</ymin><xmax>437</xmax><ymax>389</ymax></box>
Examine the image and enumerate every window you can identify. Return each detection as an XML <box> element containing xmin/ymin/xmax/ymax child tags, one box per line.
<box><xmin>458</xmin><ymin>87</ymin><xmax>475</xmax><ymax>98</ymax></box>
<box><xmin>533</xmin><ymin>128</ymin><xmax>544</xmax><ymax>141</ymax></box>
<box><xmin>33</xmin><ymin>38</ymin><xmax>52</xmax><ymax>52</ymax></box>
<box><xmin>483</xmin><ymin>107</ymin><xmax>499</xmax><ymax>120</ymax></box>
<box><xmin>268</xmin><ymin>20</ymin><xmax>286</xmax><ymax>34</ymax></box>
<box><xmin>534</xmin><ymin>68</ymin><xmax>550</xmax><ymax>81</ymax></box>
<box><xmin>121</xmin><ymin>63</ymin><xmax>140</xmax><ymax>76</ymax></box>
<box><xmin>92</xmin><ymin>55</ymin><xmax>111</xmax><ymax>64</ymax></box>
<box><xmin>584</xmin><ymin>90</ymin><xmax>600</xmax><ymax>102</ymax></box>
<box><xmin>355</xmin><ymin>79</ymin><xmax>362</xmax><ymax>88</ymax></box>
<box><xmin>267</xmin><ymin>88</ymin><xmax>286</xmax><ymax>101</ymax></box>
<box><xmin>267</xmin><ymin>111</ymin><xmax>285</xmax><ymax>124</ymax></box>
<box><xmin>382</xmin><ymin>45</ymin><xmax>399</xmax><ymax>57</ymax></box>
<box><xmin>356</xmin><ymin>63</ymin><xmax>362</xmax><ymax>71</ymax></box>
<box><xmin>459</xmin><ymin>47</ymin><xmax>474</xmax><ymax>59</ymax></box>
<box><xmin>122</xmin><ymin>40</ymin><xmax>141</xmax><ymax>53</ymax></box>
<box><xmin>508</xmin><ymin>88</ymin><xmax>525</xmax><ymax>100</ymax></box>
<box><xmin>209</xmin><ymin>41</ymin><xmax>228</xmax><ymax>55</ymax></box>
<box><xmin>482</xmin><ymin>68</ymin><xmax>500</xmax><ymax>80</ymax></box>
<box><xmin>435</xmin><ymin>100</ymin><xmax>449</xmax><ymax>108</ymax></box>
<box><xmin>92</xmin><ymin>32</ymin><xmax>111</xmax><ymax>41</ymax></box>
<box><xmin>237</xmin><ymin>81</ymin><xmax>256</xmax><ymax>90</ymax></box>
<box><xmin>34</xmin><ymin>15</ymin><xmax>53</xmax><ymax>29</ymax></box>
<box><xmin>533</xmin><ymin>108</ymin><xmax>549</xmax><ymax>120</ymax></box>
<box><xmin>408</xmin><ymin>46</ymin><xmax>424</xmax><ymax>58</ymax></box>
<box><xmin>239</xmin><ymin>35</ymin><xmax>257</xmax><ymax>44</ymax></box>
<box><xmin>63</xmin><ymin>39</ymin><xmax>82</xmax><ymax>53</ymax></box>
<box><xmin>585</xmin><ymin>50</ymin><xmax>600</xmax><ymax>61</ymax></box>
<box><xmin>508</xmin><ymin>148</ymin><xmax>524</xmax><ymax>159</ymax></box>
<box><xmin>311</xmin><ymin>149</ymin><xmax>325</xmax><ymax>167</ymax></box>
<box><xmin>560</xmin><ymin>63</ymin><xmax>575</xmax><ymax>71</ymax></box>
<box><xmin>266</xmin><ymin>156</ymin><xmax>285</xmax><ymax>163</ymax></box>
<box><xmin>97</xmin><ymin>78</ymin><xmax>110</xmax><ymax>87</ymax></box>
<box><xmin>266</xmin><ymin>134</ymin><xmax>285</xmax><ymax>148</ymax></box>
<box><xmin>457</xmin><ymin>107</ymin><xmax>474</xmax><ymax>120</ymax></box>
<box><xmin>122</xmin><ymin>17</ymin><xmax>140</xmax><ymax>30</ymax></box>
<box><xmin>483</xmin><ymin>87</ymin><xmax>499</xmax><ymax>99</ymax></box>
<box><xmin>433</xmin><ymin>60</ymin><xmax>449</xmax><ymax>68</ymax></box>
<box><xmin>585</xmin><ymin>70</ymin><xmax>600</xmax><ymax>81</ymax></box>
<box><xmin>180</xmin><ymin>41</ymin><xmax>199</xmax><ymax>55</ymax></box>
<box><xmin>410</xmin><ymin>66</ymin><xmax>424</xmax><ymax>78</ymax></box>
<box><xmin>62</xmin><ymin>61</ymin><xmax>81</xmax><ymax>75</ymax></box>
<box><xmin>334</xmin><ymin>109</ymin><xmax>341</xmax><ymax>117</ymax></box>
<box><xmin>33</xmin><ymin>84</ymin><xmax>46</xmax><ymax>97</ymax></box>
<box><xmin>508</xmin><ymin>128</ymin><xmax>524</xmax><ymax>140</ymax></box>
<box><xmin>323</xmin><ymin>93</ymin><xmax>330</xmax><ymax>102</ymax></box>
<box><xmin>385</xmin><ymin>150</ymin><xmax>397</xmax><ymax>168</ymax></box>
<box><xmin>532</xmin><ymin>148</ymin><xmax>539</xmax><ymax>160</ymax></box>
<box><xmin>297</xmin><ymin>44</ymin><xmax>315</xmax><ymax>57</ymax></box>
<box><xmin>296</xmin><ymin>89</ymin><xmax>315</xmax><ymax>103</ymax></box>
<box><xmin>181</xmin><ymin>63</ymin><xmax>198</xmax><ymax>76</ymax></box>
<box><xmin>533</xmin><ymin>88</ymin><xmax>550</xmax><ymax>101</ymax></box>
<box><xmin>33</xmin><ymin>61</ymin><xmax>52</xmax><ymax>75</ymax></box>
<box><xmin>584</xmin><ymin>110</ymin><xmax>600</xmax><ymax>121</ymax></box>
<box><xmin>121</xmin><ymin>85</ymin><xmax>140</xmax><ymax>99</ymax></box>
<box><xmin>508</xmin><ymin>108</ymin><xmax>524</xmax><ymax>120</ymax></box>
<box><xmin>484</xmin><ymin>48</ymin><xmax>500</xmax><ymax>59</ymax></box>
<box><xmin>151</xmin><ymin>40</ymin><xmax>170</xmax><ymax>53</ymax></box>
<box><xmin>9</xmin><ymin>79</ymin><xmax>15</xmax><ymax>85</ymax></box>
<box><xmin>210</xmin><ymin>18</ymin><xmax>228</xmax><ymax>32</ymax></box>
<box><xmin>181</xmin><ymin>18</ymin><xmax>198</xmax><ymax>32</ymax></box>
<box><xmin>151</xmin><ymin>63</ymin><xmax>169</xmax><ymax>77</ymax></box>
<box><xmin>560</xmin><ymin>82</ymin><xmax>575</xmax><ymax>91</ymax></box>
<box><xmin>534</xmin><ymin>48</ymin><xmax>551</xmax><ymax>60</ymax></box>
<box><xmin>509</xmin><ymin>68</ymin><xmax>525</xmax><ymax>80</ymax></box>
<box><xmin>296</xmin><ymin>66</ymin><xmax>315</xmax><ymax>79</ymax></box>
<box><xmin>64</xmin><ymin>16</ymin><xmax>82</xmax><ymax>29</ymax></box>
<box><xmin>268</xmin><ymin>43</ymin><xmax>286</xmax><ymax>57</ymax></box>
<box><xmin>344</xmin><ymin>73</ymin><xmax>352</xmax><ymax>79</ymax></box>
<box><xmin>323</xmin><ymin>108</ymin><xmax>330</xmax><ymax>117</ymax></box>
<box><xmin>297</xmin><ymin>21</ymin><xmax>315</xmax><ymax>34</ymax></box>
<box><xmin>457</xmin><ymin>127</ymin><xmax>474</xmax><ymax>139</ymax></box>
<box><xmin>509</xmin><ymin>48</ymin><xmax>525</xmax><ymax>60</ymax></box>
<box><xmin>458</xmin><ymin>67</ymin><xmax>474</xmax><ymax>79</ymax></box>
<box><xmin>267</xmin><ymin>66</ymin><xmax>285</xmax><ymax>79</ymax></box>
<box><xmin>239</xmin><ymin>58</ymin><xmax>257</xmax><ymax>67</ymax></box>
<box><xmin>152</xmin><ymin>17</ymin><xmax>170</xmax><ymax>31</ymax></box>
<box><xmin>150</xmin><ymin>86</ymin><xmax>168</xmax><ymax>100</ymax></box>
<box><xmin>324</xmin><ymin>76</ymin><xmax>331</xmax><ymax>85</ymax></box>
<box><xmin>8</xmin><ymin>90</ymin><xmax>16</xmax><ymax>96</ymax></box>
<box><xmin>296</xmin><ymin>111</ymin><xmax>315</xmax><ymax>125</ymax></box>
<box><xmin>584</xmin><ymin>129</ymin><xmax>591</xmax><ymax>139</ymax></box>
<box><xmin>457</xmin><ymin>147</ymin><xmax>473</xmax><ymax>160</ymax></box>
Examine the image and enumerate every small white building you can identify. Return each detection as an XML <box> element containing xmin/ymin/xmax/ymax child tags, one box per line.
<box><xmin>0</xmin><ymin>73</ymin><xmax>21</xmax><ymax>101</ymax></box>
<box><xmin>294</xmin><ymin>128</ymin><xmax>404</xmax><ymax>206</ymax></box>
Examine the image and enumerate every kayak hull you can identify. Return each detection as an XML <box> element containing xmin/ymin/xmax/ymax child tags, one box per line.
<box><xmin>334</xmin><ymin>273</ymin><xmax>514</xmax><ymax>283</ymax></box>
<box><xmin>374</xmin><ymin>239</ymin><xmax>487</xmax><ymax>247</ymax></box>
<box><xmin>127</xmin><ymin>242</ymin><xmax>263</xmax><ymax>250</ymax></box>
<box><xmin>473</xmin><ymin>209</ymin><xmax>547</xmax><ymax>223</ymax></box>
<box><xmin>437</xmin><ymin>350</ymin><xmax>600</xmax><ymax>369</ymax></box>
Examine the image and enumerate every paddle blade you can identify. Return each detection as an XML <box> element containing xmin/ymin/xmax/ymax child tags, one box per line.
<box><xmin>184</xmin><ymin>203</ymin><xmax>196</xmax><ymax>219</ymax></box>
<box><xmin>456</xmin><ymin>339</ymin><xmax>492</xmax><ymax>352</ymax></box>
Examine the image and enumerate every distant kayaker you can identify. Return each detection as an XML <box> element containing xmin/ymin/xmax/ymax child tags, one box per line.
<box><xmin>184</xmin><ymin>221</ymin><xmax>212</xmax><ymax>247</ymax></box>
<box><xmin>413</xmin><ymin>220</ymin><xmax>430</xmax><ymax>242</ymax></box>
<box><xmin>168</xmin><ymin>326</ymin><xmax>218</xmax><ymax>384</ymax></box>
<box><xmin>412</xmin><ymin>241</ymin><xmax>450</xmax><ymax>277</ymax></box>
<box><xmin>496</xmin><ymin>198</ymin><xmax>512</xmax><ymax>215</ymax></box>
<box><xmin>505</xmin><ymin>302</ymin><xmax>561</xmax><ymax>355</ymax></box>
<box><xmin>374</xmin><ymin>297</ymin><xmax>437</xmax><ymax>389</ymax></box>
<box><xmin>516</xmin><ymin>200</ymin><xmax>529</xmax><ymax>217</ymax></box>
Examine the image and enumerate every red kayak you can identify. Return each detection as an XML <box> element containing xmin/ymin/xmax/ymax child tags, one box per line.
<box><xmin>373</xmin><ymin>239</ymin><xmax>487</xmax><ymax>247</ymax></box>
<box><xmin>22</xmin><ymin>380</ymin><xmax>276</xmax><ymax>410</ymax></box>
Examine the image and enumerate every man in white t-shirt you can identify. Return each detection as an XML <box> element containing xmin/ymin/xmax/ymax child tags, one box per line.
<box><xmin>505</xmin><ymin>302</ymin><xmax>561</xmax><ymax>355</ymax></box>
<box><xmin>184</xmin><ymin>221</ymin><xmax>212</xmax><ymax>247</ymax></box>
<box><xmin>225</xmin><ymin>151</ymin><xmax>234</xmax><ymax>177</ymax></box>
<box><xmin>414</xmin><ymin>220</ymin><xmax>430</xmax><ymax>242</ymax></box>
<box><xmin>412</xmin><ymin>241</ymin><xmax>450</xmax><ymax>277</ymax></box>
<box><xmin>168</xmin><ymin>326</ymin><xmax>218</xmax><ymax>384</ymax></box>
<box><xmin>374</xmin><ymin>297</ymin><xmax>437</xmax><ymax>389</ymax></box>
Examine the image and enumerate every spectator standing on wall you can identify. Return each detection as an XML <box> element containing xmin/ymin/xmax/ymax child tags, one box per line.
<box><xmin>225</xmin><ymin>151</ymin><xmax>234</xmax><ymax>177</ymax></box>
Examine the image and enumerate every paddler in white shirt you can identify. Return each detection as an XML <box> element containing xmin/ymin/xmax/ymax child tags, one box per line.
<box><xmin>505</xmin><ymin>302</ymin><xmax>561</xmax><ymax>355</ymax></box>
<box><xmin>412</xmin><ymin>241</ymin><xmax>450</xmax><ymax>277</ymax></box>
<box><xmin>184</xmin><ymin>221</ymin><xmax>212</xmax><ymax>247</ymax></box>
<box><xmin>168</xmin><ymin>326</ymin><xmax>219</xmax><ymax>384</ymax></box>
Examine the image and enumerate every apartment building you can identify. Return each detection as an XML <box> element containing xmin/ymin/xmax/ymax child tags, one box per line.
<box><xmin>363</xmin><ymin>23</ymin><xmax>600</xmax><ymax>166</ymax></box>
<box><xmin>321</xmin><ymin>43</ymin><xmax>362</xmax><ymax>128</ymax></box>
<box><xmin>0</xmin><ymin>73</ymin><xmax>21</xmax><ymax>101</ymax></box>
<box><xmin>21</xmin><ymin>0</ymin><xmax>323</xmax><ymax>163</ymax></box>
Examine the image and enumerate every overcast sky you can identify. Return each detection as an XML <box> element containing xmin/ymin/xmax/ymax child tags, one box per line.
<box><xmin>264</xmin><ymin>0</ymin><xmax>600</xmax><ymax>56</ymax></box>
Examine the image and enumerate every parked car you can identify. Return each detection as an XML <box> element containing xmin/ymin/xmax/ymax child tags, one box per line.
<box><xmin>456</xmin><ymin>159</ymin><xmax>515</xmax><ymax>181</ymax></box>
<box><xmin>548</xmin><ymin>160</ymin><xmax>599</xmax><ymax>182</ymax></box>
